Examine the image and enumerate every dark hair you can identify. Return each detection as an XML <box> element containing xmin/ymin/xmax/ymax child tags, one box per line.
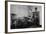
<box><xmin>35</xmin><ymin>7</ymin><xmax>37</xmax><ymax>10</ymax></box>
<box><xmin>11</xmin><ymin>14</ymin><xmax>16</xmax><ymax>16</ymax></box>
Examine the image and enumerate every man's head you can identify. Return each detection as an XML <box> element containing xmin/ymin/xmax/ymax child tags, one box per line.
<box><xmin>11</xmin><ymin>14</ymin><xmax>16</xmax><ymax>16</ymax></box>
<box><xmin>35</xmin><ymin>7</ymin><xmax>37</xmax><ymax>12</ymax></box>
<box><xmin>11</xmin><ymin>14</ymin><xmax>16</xmax><ymax>19</ymax></box>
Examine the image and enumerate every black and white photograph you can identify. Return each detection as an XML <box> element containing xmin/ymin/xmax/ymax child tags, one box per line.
<box><xmin>10</xmin><ymin>5</ymin><xmax>41</xmax><ymax>29</ymax></box>
<box><xmin>6</xmin><ymin>1</ymin><xmax>45</xmax><ymax>32</ymax></box>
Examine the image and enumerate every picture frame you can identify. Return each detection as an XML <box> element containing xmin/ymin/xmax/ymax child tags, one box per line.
<box><xmin>5</xmin><ymin>1</ymin><xmax>45</xmax><ymax>33</ymax></box>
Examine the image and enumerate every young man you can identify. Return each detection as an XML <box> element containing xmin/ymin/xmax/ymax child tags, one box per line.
<box><xmin>32</xmin><ymin>7</ymin><xmax>41</xmax><ymax>27</ymax></box>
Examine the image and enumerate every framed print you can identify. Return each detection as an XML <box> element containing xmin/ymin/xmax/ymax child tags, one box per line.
<box><xmin>5</xmin><ymin>1</ymin><xmax>45</xmax><ymax>33</ymax></box>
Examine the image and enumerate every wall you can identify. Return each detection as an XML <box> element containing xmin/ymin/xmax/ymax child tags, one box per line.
<box><xmin>10</xmin><ymin>5</ymin><xmax>29</xmax><ymax>18</ymax></box>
